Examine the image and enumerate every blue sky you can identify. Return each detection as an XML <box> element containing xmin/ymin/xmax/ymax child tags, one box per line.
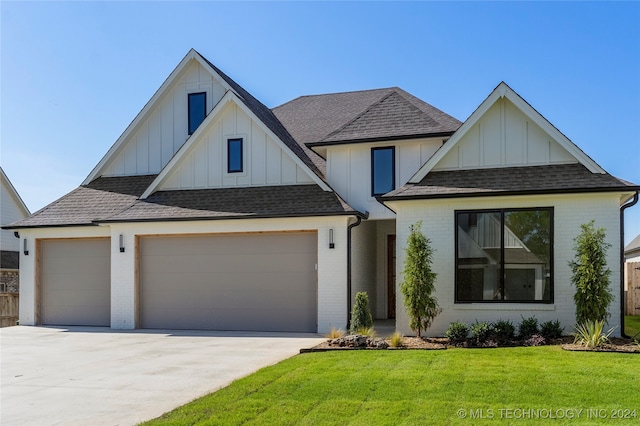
<box><xmin>1</xmin><ymin>1</ymin><xmax>639</xmax><ymax>243</ymax></box>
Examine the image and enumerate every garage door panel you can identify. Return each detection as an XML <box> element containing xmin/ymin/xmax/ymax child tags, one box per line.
<box><xmin>140</xmin><ymin>232</ymin><xmax>317</xmax><ymax>332</ymax></box>
<box><xmin>41</xmin><ymin>239</ymin><xmax>110</xmax><ymax>327</ymax></box>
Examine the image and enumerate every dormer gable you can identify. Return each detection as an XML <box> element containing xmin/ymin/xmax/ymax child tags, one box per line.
<box><xmin>140</xmin><ymin>91</ymin><xmax>328</xmax><ymax>198</ymax></box>
<box><xmin>410</xmin><ymin>82</ymin><xmax>605</xmax><ymax>183</ymax></box>
<box><xmin>84</xmin><ymin>50</ymin><xmax>238</xmax><ymax>184</ymax></box>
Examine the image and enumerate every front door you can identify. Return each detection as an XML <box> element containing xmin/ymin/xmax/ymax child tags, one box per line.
<box><xmin>387</xmin><ymin>234</ymin><xmax>396</xmax><ymax>318</ymax></box>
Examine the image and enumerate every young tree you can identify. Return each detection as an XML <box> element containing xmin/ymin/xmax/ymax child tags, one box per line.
<box><xmin>350</xmin><ymin>291</ymin><xmax>373</xmax><ymax>334</ymax></box>
<box><xmin>400</xmin><ymin>221</ymin><xmax>440</xmax><ymax>337</ymax></box>
<box><xmin>569</xmin><ymin>221</ymin><xmax>613</xmax><ymax>324</ymax></box>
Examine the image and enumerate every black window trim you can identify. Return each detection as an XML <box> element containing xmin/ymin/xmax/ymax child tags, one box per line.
<box><xmin>371</xmin><ymin>146</ymin><xmax>395</xmax><ymax>196</ymax></box>
<box><xmin>227</xmin><ymin>137</ymin><xmax>244</xmax><ymax>173</ymax></box>
<box><xmin>188</xmin><ymin>92</ymin><xmax>207</xmax><ymax>135</ymax></box>
<box><xmin>454</xmin><ymin>206</ymin><xmax>554</xmax><ymax>304</ymax></box>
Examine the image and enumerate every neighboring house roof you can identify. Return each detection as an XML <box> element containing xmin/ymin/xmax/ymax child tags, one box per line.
<box><xmin>382</xmin><ymin>163</ymin><xmax>640</xmax><ymax>200</ymax></box>
<box><xmin>98</xmin><ymin>185</ymin><xmax>360</xmax><ymax>223</ymax></box>
<box><xmin>0</xmin><ymin>250</ymin><xmax>19</xmax><ymax>270</ymax></box>
<box><xmin>272</xmin><ymin>87</ymin><xmax>461</xmax><ymax>148</ymax></box>
<box><xmin>1</xmin><ymin>167</ymin><xmax>30</xmax><ymax>217</ymax></box>
<box><xmin>626</xmin><ymin>234</ymin><xmax>640</xmax><ymax>258</ymax></box>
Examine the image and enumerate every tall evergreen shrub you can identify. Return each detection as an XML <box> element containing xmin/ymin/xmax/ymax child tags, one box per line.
<box><xmin>350</xmin><ymin>291</ymin><xmax>373</xmax><ymax>334</ymax></box>
<box><xmin>569</xmin><ymin>221</ymin><xmax>613</xmax><ymax>324</ymax></box>
<box><xmin>400</xmin><ymin>221</ymin><xmax>440</xmax><ymax>337</ymax></box>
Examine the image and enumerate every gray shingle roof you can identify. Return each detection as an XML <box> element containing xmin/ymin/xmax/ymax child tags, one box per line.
<box><xmin>272</xmin><ymin>87</ymin><xmax>461</xmax><ymax>147</ymax></box>
<box><xmin>196</xmin><ymin>51</ymin><xmax>327</xmax><ymax>179</ymax></box>
<box><xmin>99</xmin><ymin>185</ymin><xmax>360</xmax><ymax>223</ymax></box>
<box><xmin>626</xmin><ymin>234</ymin><xmax>640</xmax><ymax>256</ymax></box>
<box><xmin>382</xmin><ymin>163</ymin><xmax>639</xmax><ymax>200</ymax></box>
<box><xmin>3</xmin><ymin>175</ymin><xmax>157</xmax><ymax>228</ymax></box>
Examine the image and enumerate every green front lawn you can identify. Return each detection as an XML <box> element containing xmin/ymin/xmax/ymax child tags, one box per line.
<box><xmin>143</xmin><ymin>346</ymin><xmax>639</xmax><ymax>425</ymax></box>
<box><xmin>626</xmin><ymin>315</ymin><xmax>640</xmax><ymax>339</ymax></box>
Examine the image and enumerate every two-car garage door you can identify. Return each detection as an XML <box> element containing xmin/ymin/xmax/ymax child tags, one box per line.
<box><xmin>139</xmin><ymin>232</ymin><xmax>318</xmax><ymax>332</ymax></box>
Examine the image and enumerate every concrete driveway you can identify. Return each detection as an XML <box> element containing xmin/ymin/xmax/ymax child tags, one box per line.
<box><xmin>0</xmin><ymin>326</ymin><xmax>324</xmax><ymax>425</ymax></box>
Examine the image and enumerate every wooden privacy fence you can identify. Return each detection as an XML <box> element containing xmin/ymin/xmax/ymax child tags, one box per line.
<box><xmin>626</xmin><ymin>262</ymin><xmax>640</xmax><ymax>316</ymax></box>
<box><xmin>1</xmin><ymin>292</ymin><xmax>19</xmax><ymax>327</ymax></box>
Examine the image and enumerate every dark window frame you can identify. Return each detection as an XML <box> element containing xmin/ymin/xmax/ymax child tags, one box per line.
<box><xmin>188</xmin><ymin>92</ymin><xmax>207</xmax><ymax>135</ymax></box>
<box><xmin>371</xmin><ymin>146</ymin><xmax>395</xmax><ymax>196</ymax></box>
<box><xmin>454</xmin><ymin>207</ymin><xmax>554</xmax><ymax>304</ymax></box>
<box><xmin>227</xmin><ymin>138</ymin><xmax>244</xmax><ymax>173</ymax></box>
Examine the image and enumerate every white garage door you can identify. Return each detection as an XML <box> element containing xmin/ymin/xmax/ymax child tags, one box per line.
<box><xmin>40</xmin><ymin>239</ymin><xmax>111</xmax><ymax>326</ymax></box>
<box><xmin>139</xmin><ymin>232</ymin><xmax>317</xmax><ymax>332</ymax></box>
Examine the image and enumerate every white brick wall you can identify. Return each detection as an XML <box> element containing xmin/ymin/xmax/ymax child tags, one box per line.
<box><xmin>391</xmin><ymin>193</ymin><xmax>623</xmax><ymax>337</ymax></box>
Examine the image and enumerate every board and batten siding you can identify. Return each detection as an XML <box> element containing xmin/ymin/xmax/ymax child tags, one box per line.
<box><xmin>390</xmin><ymin>192</ymin><xmax>622</xmax><ymax>337</ymax></box>
<box><xmin>1</xmin><ymin>180</ymin><xmax>27</xmax><ymax>252</ymax></box>
<box><xmin>434</xmin><ymin>97</ymin><xmax>575</xmax><ymax>171</ymax></box>
<box><xmin>158</xmin><ymin>102</ymin><xmax>314</xmax><ymax>190</ymax></box>
<box><xmin>102</xmin><ymin>61</ymin><xmax>227</xmax><ymax>177</ymax></box>
<box><xmin>326</xmin><ymin>138</ymin><xmax>444</xmax><ymax>219</ymax></box>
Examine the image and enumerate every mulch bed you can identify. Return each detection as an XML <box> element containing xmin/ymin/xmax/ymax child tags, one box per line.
<box><xmin>303</xmin><ymin>335</ymin><xmax>639</xmax><ymax>353</ymax></box>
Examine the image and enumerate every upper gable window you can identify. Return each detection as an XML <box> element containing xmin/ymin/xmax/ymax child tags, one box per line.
<box><xmin>227</xmin><ymin>138</ymin><xmax>243</xmax><ymax>173</ymax></box>
<box><xmin>188</xmin><ymin>92</ymin><xmax>206</xmax><ymax>135</ymax></box>
<box><xmin>371</xmin><ymin>147</ymin><xmax>395</xmax><ymax>196</ymax></box>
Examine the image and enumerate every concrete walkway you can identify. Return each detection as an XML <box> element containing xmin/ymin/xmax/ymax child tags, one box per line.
<box><xmin>0</xmin><ymin>326</ymin><xmax>325</xmax><ymax>426</ymax></box>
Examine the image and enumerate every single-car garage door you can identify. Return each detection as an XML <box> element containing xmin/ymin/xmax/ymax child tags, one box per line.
<box><xmin>139</xmin><ymin>232</ymin><xmax>317</xmax><ymax>332</ymax></box>
<box><xmin>40</xmin><ymin>238</ymin><xmax>111</xmax><ymax>326</ymax></box>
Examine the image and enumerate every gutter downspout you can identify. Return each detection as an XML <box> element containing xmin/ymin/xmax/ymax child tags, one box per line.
<box><xmin>346</xmin><ymin>213</ymin><xmax>368</xmax><ymax>330</ymax></box>
<box><xmin>620</xmin><ymin>191</ymin><xmax>639</xmax><ymax>338</ymax></box>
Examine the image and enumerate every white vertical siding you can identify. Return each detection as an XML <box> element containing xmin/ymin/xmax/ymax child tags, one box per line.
<box><xmin>158</xmin><ymin>103</ymin><xmax>314</xmax><ymax>190</ymax></box>
<box><xmin>434</xmin><ymin>98</ymin><xmax>576</xmax><ymax>171</ymax></box>
<box><xmin>325</xmin><ymin>138</ymin><xmax>443</xmax><ymax>219</ymax></box>
<box><xmin>102</xmin><ymin>61</ymin><xmax>227</xmax><ymax>177</ymax></box>
<box><xmin>391</xmin><ymin>193</ymin><xmax>622</xmax><ymax>337</ymax></box>
<box><xmin>0</xmin><ymin>180</ymin><xmax>28</xmax><ymax>253</ymax></box>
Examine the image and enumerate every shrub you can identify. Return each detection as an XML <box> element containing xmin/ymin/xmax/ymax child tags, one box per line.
<box><xmin>573</xmin><ymin>320</ymin><xmax>615</xmax><ymax>348</ymax></box>
<box><xmin>540</xmin><ymin>320</ymin><xmax>564</xmax><ymax>340</ymax></box>
<box><xmin>518</xmin><ymin>316</ymin><xmax>539</xmax><ymax>339</ymax></box>
<box><xmin>471</xmin><ymin>320</ymin><xmax>493</xmax><ymax>344</ymax></box>
<box><xmin>569</xmin><ymin>221</ymin><xmax>613</xmax><ymax>324</ymax></box>
<box><xmin>400</xmin><ymin>221</ymin><xmax>440</xmax><ymax>337</ymax></box>
<box><xmin>325</xmin><ymin>327</ymin><xmax>345</xmax><ymax>339</ymax></box>
<box><xmin>445</xmin><ymin>321</ymin><xmax>469</xmax><ymax>342</ymax></box>
<box><xmin>388</xmin><ymin>331</ymin><xmax>405</xmax><ymax>348</ymax></box>
<box><xmin>492</xmin><ymin>319</ymin><xmax>515</xmax><ymax>342</ymax></box>
<box><xmin>349</xmin><ymin>292</ymin><xmax>373</xmax><ymax>334</ymax></box>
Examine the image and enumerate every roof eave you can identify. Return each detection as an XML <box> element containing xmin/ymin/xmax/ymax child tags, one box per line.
<box><xmin>307</xmin><ymin>131</ymin><xmax>455</xmax><ymax>148</ymax></box>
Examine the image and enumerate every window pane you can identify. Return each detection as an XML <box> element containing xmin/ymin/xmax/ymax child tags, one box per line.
<box><xmin>456</xmin><ymin>212</ymin><xmax>501</xmax><ymax>301</ymax></box>
<box><xmin>372</xmin><ymin>148</ymin><xmax>394</xmax><ymax>195</ymax></box>
<box><xmin>504</xmin><ymin>210</ymin><xmax>552</xmax><ymax>301</ymax></box>
<box><xmin>228</xmin><ymin>138</ymin><xmax>243</xmax><ymax>173</ymax></box>
<box><xmin>188</xmin><ymin>92</ymin><xmax>206</xmax><ymax>135</ymax></box>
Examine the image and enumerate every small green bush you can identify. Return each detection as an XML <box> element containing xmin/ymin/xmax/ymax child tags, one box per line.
<box><xmin>445</xmin><ymin>321</ymin><xmax>469</xmax><ymax>342</ymax></box>
<box><xmin>573</xmin><ymin>320</ymin><xmax>615</xmax><ymax>348</ymax></box>
<box><xmin>540</xmin><ymin>320</ymin><xmax>564</xmax><ymax>340</ymax></box>
<box><xmin>388</xmin><ymin>331</ymin><xmax>405</xmax><ymax>348</ymax></box>
<box><xmin>492</xmin><ymin>319</ymin><xmax>515</xmax><ymax>342</ymax></box>
<box><xmin>471</xmin><ymin>320</ymin><xmax>493</xmax><ymax>343</ymax></box>
<box><xmin>518</xmin><ymin>316</ymin><xmax>539</xmax><ymax>339</ymax></box>
<box><xmin>350</xmin><ymin>292</ymin><xmax>373</xmax><ymax>334</ymax></box>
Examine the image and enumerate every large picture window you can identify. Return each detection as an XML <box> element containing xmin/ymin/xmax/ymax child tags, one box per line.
<box><xmin>371</xmin><ymin>147</ymin><xmax>395</xmax><ymax>196</ymax></box>
<box><xmin>455</xmin><ymin>208</ymin><xmax>553</xmax><ymax>303</ymax></box>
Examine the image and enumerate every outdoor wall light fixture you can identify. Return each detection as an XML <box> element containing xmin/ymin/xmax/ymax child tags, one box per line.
<box><xmin>23</xmin><ymin>238</ymin><xmax>29</xmax><ymax>256</ymax></box>
<box><xmin>329</xmin><ymin>229</ymin><xmax>335</xmax><ymax>249</ymax></box>
<box><xmin>119</xmin><ymin>234</ymin><xmax>125</xmax><ymax>253</ymax></box>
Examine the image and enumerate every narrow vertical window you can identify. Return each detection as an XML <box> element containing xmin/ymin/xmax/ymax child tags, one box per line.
<box><xmin>188</xmin><ymin>92</ymin><xmax>206</xmax><ymax>135</ymax></box>
<box><xmin>228</xmin><ymin>138</ymin><xmax>243</xmax><ymax>173</ymax></box>
<box><xmin>371</xmin><ymin>147</ymin><xmax>395</xmax><ymax>196</ymax></box>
